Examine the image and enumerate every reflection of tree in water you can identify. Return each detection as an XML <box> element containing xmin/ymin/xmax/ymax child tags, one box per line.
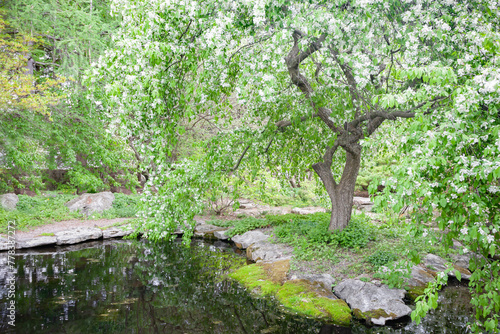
<box><xmin>0</xmin><ymin>239</ymin><xmax>341</xmax><ymax>333</ymax></box>
<box><xmin>131</xmin><ymin>239</ymin><xmax>326</xmax><ymax>333</ymax></box>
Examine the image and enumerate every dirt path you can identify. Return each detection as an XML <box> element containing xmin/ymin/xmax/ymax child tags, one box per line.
<box><xmin>9</xmin><ymin>218</ymin><xmax>132</xmax><ymax>239</ymax></box>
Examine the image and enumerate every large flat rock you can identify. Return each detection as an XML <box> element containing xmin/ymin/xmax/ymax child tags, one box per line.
<box><xmin>214</xmin><ymin>230</ymin><xmax>229</xmax><ymax>240</ymax></box>
<box><xmin>0</xmin><ymin>193</ymin><xmax>18</xmax><ymax>211</ymax></box>
<box><xmin>0</xmin><ymin>237</ymin><xmax>14</xmax><ymax>251</ymax></box>
<box><xmin>55</xmin><ymin>227</ymin><xmax>103</xmax><ymax>245</ymax></box>
<box><xmin>65</xmin><ymin>192</ymin><xmax>115</xmax><ymax>216</ymax></box>
<box><xmin>353</xmin><ymin>197</ymin><xmax>373</xmax><ymax>211</ymax></box>
<box><xmin>232</xmin><ymin>230</ymin><xmax>268</xmax><ymax>249</ymax></box>
<box><xmin>291</xmin><ymin>207</ymin><xmax>327</xmax><ymax>215</ymax></box>
<box><xmin>289</xmin><ymin>273</ymin><xmax>336</xmax><ymax>291</ymax></box>
<box><xmin>194</xmin><ymin>224</ymin><xmax>227</xmax><ymax>239</ymax></box>
<box><xmin>334</xmin><ymin>279</ymin><xmax>411</xmax><ymax>325</ymax></box>
<box><xmin>103</xmin><ymin>225</ymin><xmax>134</xmax><ymax>238</ymax></box>
<box><xmin>423</xmin><ymin>254</ymin><xmax>471</xmax><ymax>280</ymax></box>
<box><xmin>16</xmin><ymin>236</ymin><xmax>57</xmax><ymax>249</ymax></box>
<box><xmin>247</xmin><ymin>240</ymin><xmax>293</xmax><ymax>262</ymax></box>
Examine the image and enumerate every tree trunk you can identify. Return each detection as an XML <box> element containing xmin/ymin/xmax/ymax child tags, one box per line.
<box><xmin>313</xmin><ymin>150</ymin><xmax>361</xmax><ymax>231</ymax></box>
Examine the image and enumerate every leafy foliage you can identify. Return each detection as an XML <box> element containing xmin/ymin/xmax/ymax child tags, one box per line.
<box><xmin>367</xmin><ymin>250</ymin><xmax>397</xmax><ymax>267</ymax></box>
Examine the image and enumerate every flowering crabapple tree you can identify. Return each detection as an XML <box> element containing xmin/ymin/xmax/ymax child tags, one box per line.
<box><xmin>371</xmin><ymin>2</ymin><xmax>500</xmax><ymax>330</ymax></box>
<box><xmin>92</xmin><ymin>1</ymin><xmax>499</xmax><ymax>329</ymax></box>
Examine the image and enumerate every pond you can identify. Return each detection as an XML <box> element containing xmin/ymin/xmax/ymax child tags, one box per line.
<box><xmin>0</xmin><ymin>239</ymin><xmax>473</xmax><ymax>333</ymax></box>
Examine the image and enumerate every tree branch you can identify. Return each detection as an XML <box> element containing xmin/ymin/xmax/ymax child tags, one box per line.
<box><xmin>275</xmin><ymin>113</ymin><xmax>318</xmax><ymax>128</ymax></box>
<box><xmin>231</xmin><ymin>144</ymin><xmax>251</xmax><ymax>171</ymax></box>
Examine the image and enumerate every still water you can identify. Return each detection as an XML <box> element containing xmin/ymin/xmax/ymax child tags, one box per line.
<box><xmin>0</xmin><ymin>239</ymin><xmax>473</xmax><ymax>333</ymax></box>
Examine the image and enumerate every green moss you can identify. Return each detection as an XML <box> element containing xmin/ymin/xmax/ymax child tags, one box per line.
<box><xmin>229</xmin><ymin>264</ymin><xmax>281</xmax><ymax>296</ymax></box>
<box><xmin>406</xmin><ymin>285</ymin><xmax>426</xmax><ymax>301</ymax></box>
<box><xmin>230</xmin><ymin>266</ymin><xmax>351</xmax><ymax>325</ymax></box>
<box><xmin>276</xmin><ymin>280</ymin><xmax>351</xmax><ymax>326</ymax></box>
<box><xmin>353</xmin><ymin>308</ymin><xmax>396</xmax><ymax>321</ymax></box>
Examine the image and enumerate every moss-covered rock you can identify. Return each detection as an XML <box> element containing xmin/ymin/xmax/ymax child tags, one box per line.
<box><xmin>229</xmin><ymin>263</ymin><xmax>281</xmax><ymax>296</ymax></box>
<box><xmin>230</xmin><ymin>262</ymin><xmax>351</xmax><ymax>326</ymax></box>
<box><xmin>276</xmin><ymin>280</ymin><xmax>351</xmax><ymax>326</ymax></box>
<box><xmin>406</xmin><ymin>285</ymin><xmax>427</xmax><ymax>301</ymax></box>
<box><xmin>353</xmin><ymin>308</ymin><xmax>397</xmax><ymax>324</ymax></box>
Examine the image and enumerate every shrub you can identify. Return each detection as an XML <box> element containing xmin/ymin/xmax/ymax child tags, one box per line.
<box><xmin>330</xmin><ymin>215</ymin><xmax>375</xmax><ymax>249</ymax></box>
<box><xmin>367</xmin><ymin>250</ymin><xmax>397</xmax><ymax>267</ymax></box>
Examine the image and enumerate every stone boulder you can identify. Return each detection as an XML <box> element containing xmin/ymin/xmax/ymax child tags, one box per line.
<box><xmin>247</xmin><ymin>240</ymin><xmax>293</xmax><ymax>262</ymax></box>
<box><xmin>0</xmin><ymin>237</ymin><xmax>13</xmax><ymax>251</ymax></box>
<box><xmin>0</xmin><ymin>193</ymin><xmax>19</xmax><ymax>211</ymax></box>
<box><xmin>55</xmin><ymin>227</ymin><xmax>103</xmax><ymax>245</ymax></box>
<box><xmin>214</xmin><ymin>230</ymin><xmax>229</xmax><ymax>240</ymax></box>
<box><xmin>291</xmin><ymin>206</ymin><xmax>327</xmax><ymax>215</ymax></box>
<box><xmin>65</xmin><ymin>192</ymin><xmax>115</xmax><ymax>216</ymax></box>
<box><xmin>406</xmin><ymin>265</ymin><xmax>436</xmax><ymax>287</ymax></box>
<box><xmin>423</xmin><ymin>253</ymin><xmax>471</xmax><ymax>280</ymax></box>
<box><xmin>231</xmin><ymin>230</ymin><xmax>268</xmax><ymax>249</ymax></box>
<box><xmin>194</xmin><ymin>223</ymin><xmax>227</xmax><ymax>239</ymax></box>
<box><xmin>103</xmin><ymin>225</ymin><xmax>134</xmax><ymax>238</ymax></box>
<box><xmin>334</xmin><ymin>279</ymin><xmax>411</xmax><ymax>325</ymax></box>
<box><xmin>289</xmin><ymin>273</ymin><xmax>336</xmax><ymax>291</ymax></box>
<box><xmin>16</xmin><ymin>236</ymin><xmax>57</xmax><ymax>249</ymax></box>
<box><xmin>352</xmin><ymin>197</ymin><xmax>373</xmax><ymax>211</ymax></box>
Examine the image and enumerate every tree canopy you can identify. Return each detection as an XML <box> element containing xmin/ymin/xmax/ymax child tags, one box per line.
<box><xmin>0</xmin><ymin>0</ymin><xmax>136</xmax><ymax>193</ymax></box>
<box><xmin>91</xmin><ymin>0</ymin><xmax>500</xmax><ymax>330</ymax></box>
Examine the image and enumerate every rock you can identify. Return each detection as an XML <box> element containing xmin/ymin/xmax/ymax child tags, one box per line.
<box><xmin>103</xmin><ymin>225</ymin><xmax>134</xmax><ymax>238</ymax></box>
<box><xmin>234</xmin><ymin>205</ymin><xmax>290</xmax><ymax>217</ymax></box>
<box><xmin>0</xmin><ymin>237</ymin><xmax>14</xmax><ymax>251</ymax></box>
<box><xmin>334</xmin><ymin>279</ymin><xmax>411</xmax><ymax>325</ymax></box>
<box><xmin>289</xmin><ymin>273</ymin><xmax>336</xmax><ymax>291</ymax></box>
<box><xmin>65</xmin><ymin>192</ymin><xmax>115</xmax><ymax>216</ymax></box>
<box><xmin>194</xmin><ymin>224</ymin><xmax>227</xmax><ymax>239</ymax></box>
<box><xmin>230</xmin><ymin>262</ymin><xmax>351</xmax><ymax>325</ymax></box>
<box><xmin>0</xmin><ymin>193</ymin><xmax>19</xmax><ymax>211</ymax></box>
<box><xmin>247</xmin><ymin>240</ymin><xmax>293</xmax><ymax>262</ymax></box>
<box><xmin>55</xmin><ymin>227</ymin><xmax>103</xmax><ymax>245</ymax></box>
<box><xmin>353</xmin><ymin>197</ymin><xmax>373</xmax><ymax>211</ymax></box>
<box><xmin>214</xmin><ymin>230</ymin><xmax>229</xmax><ymax>240</ymax></box>
<box><xmin>277</xmin><ymin>279</ymin><xmax>351</xmax><ymax>326</ymax></box>
<box><xmin>16</xmin><ymin>236</ymin><xmax>57</xmax><ymax>249</ymax></box>
<box><xmin>423</xmin><ymin>253</ymin><xmax>471</xmax><ymax>280</ymax></box>
<box><xmin>406</xmin><ymin>265</ymin><xmax>437</xmax><ymax>287</ymax></box>
<box><xmin>451</xmin><ymin>254</ymin><xmax>472</xmax><ymax>270</ymax></box>
<box><xmin>231</xmin><ymin>230</ymin><xmax>268</xmax><ymax>249</ymax></box>
<box><xmin>237</xmin><ymin>199</ymin><xmax>256</xmax><ymax>209</ymax></box>
<box><xmin>291</xmin><ymin>206</ymin><xmax>327</xmax><ymax>215</ymax></box>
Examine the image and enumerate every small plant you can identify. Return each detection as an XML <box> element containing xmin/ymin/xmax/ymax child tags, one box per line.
<box><xmin>373</xmin><ymin>260</ymin><xmax>412</xmax><ymax>289</ymax></box>
<box><xmin>367</xmin><ymin>250</ymin><xmax>397</xmax><ymax>267</ymax></box>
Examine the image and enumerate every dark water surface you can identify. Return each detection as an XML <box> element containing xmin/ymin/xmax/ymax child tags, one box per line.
<box><xmin>0</xmin><ymin>239</ymin><xmax>473</xmax><ymax>334</ymax></box>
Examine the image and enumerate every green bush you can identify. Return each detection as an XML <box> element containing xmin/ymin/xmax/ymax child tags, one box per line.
<box><xmin>330</xmin><ymin>215</ymin><xmax>375</xmax><ymax>248</ymax></box>
<box><xmin>367</xmin><ymin>250</ymin><xmax>397</xmax><ymax>267</ymax></box>
<box><xmin>101</xmin><ymin>193</ymin><xmax>140</xmax><ymax>218</ymax></box>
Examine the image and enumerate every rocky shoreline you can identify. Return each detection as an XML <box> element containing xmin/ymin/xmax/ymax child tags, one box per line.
<box><xmin>0</xmin><ymin>192</ymin><xmax>474</xmax><ymax>327</ymax></box>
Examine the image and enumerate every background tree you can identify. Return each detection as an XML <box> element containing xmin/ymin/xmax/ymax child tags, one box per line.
<box><xmin>0</xmin><ymin>1</ymin><xmax>137</xmax><ymax>193</ymax></box>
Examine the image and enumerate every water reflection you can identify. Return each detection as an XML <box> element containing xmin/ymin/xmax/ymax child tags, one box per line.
<box><xmin>0</xmin><ymin>239</ymin><xmax>473</xmax><ymax>333</ymax></box>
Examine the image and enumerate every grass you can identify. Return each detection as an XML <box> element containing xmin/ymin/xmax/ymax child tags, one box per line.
<box><xmin>0</xmin><ymin>192</ymin><xmax>140</xmax><ymax>233</ymax></box>
<box><xmin>260</xmin><ymin>210</ymin><xmax>456</xmax><ymax>288</ymax></box>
